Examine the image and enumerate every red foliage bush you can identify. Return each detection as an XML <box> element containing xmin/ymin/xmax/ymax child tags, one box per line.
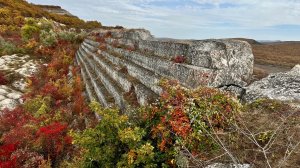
<box><xmin>36</xmin><ymin>122</ymin><xmax>72</xmax><ymax>164</ymax></box>
<box><xmin>169</xmin><ymin>107</ymin><xmax>191</xmax><ymax>138</ymax></box>
<box><xmin>2</xmin><ymin>126</ymin><xmax>36</xmax><ymax>149</ymax></box>
<box><xmin>99</xmin><ymin>44</ymin><xmax>107</xmax><ymax>51</ymax></box>
<box><xmin>0</xmin><ymin>144</ymin><xmax>17</xmax><ymax>168</ymax></box>
<box><xmin>95</xmin><ymin>36</ymin><xmax>106</xmax><ymax>43</ymax></box>
<box><xmin>105</xmin><ymin>31</ymin><xmax>112</xmax><ymax>38</ymax></box>
<box><xmin>11</xmin><ymin>149</ymin><xmax>44</xmax><ymax>168</ymax></box>
<box><xmin>41</xmin><ymin>82</ymin><xmax>60</xmax><ymax>99</ymax></box>
<box><xmin>172</xmin><ymin>55</ymin><xmax>185</xmax><ymax>63</ymax></box>
<box><xmin>0</xmin><ymin>31</ymin><xmax>92</xmax><ymax>166</ymax></box>
<box><xmin>0</xmin><ymin>108</ymin><xmax>30</xmax><ymax>132</ymax></box>
<box><xmin>0</xmin><ymin>72</ymin><xmax>8</xmax><ymax>85</ymax></box>
<box><xmin>147</xmin><ymin>80</ymin><xmax>192</xmax><ymax>151</ymax></box>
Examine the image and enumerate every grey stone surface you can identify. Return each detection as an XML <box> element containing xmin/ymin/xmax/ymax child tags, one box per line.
<box><xmin>244</xmin><ymin>65</ymin><xmax>300</xmax><ymax>102</ymax></box>
<box><xmin>103</xmin><ymin>34</ymin><xmax>253</xmax><ymax>87</ymax></box>
<box><xmin>0</xmin><ymin>85</ymin><xmax>23</xmax><ymax>110</ymax></box>
<box><xmin>0</xmin><ymin>54</ymin><xmax>40</xmax><ymax>92</ymax></box>
<box><xmin>77</xmin><ymin>28</ymin><xmax>254</xmax><ymax>108</ymax></box>
<box><xmin>0</xmin><ymin>54</ymin><xmax>40</xmax><ymax>110</ymax></box>
<box><xmin>219</xmin><ymin>85</ymin><xmax>246</xmax><ymax>99</ymax></box>
<box><xmin>205</xmin><ymin>163</ymin><xmax>251</xmax><ymax>168</ymax></box>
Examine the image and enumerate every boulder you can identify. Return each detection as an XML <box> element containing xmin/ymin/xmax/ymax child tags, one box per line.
<box><xmin>244</xmin><ymin>65</ymin><xmax>300</xmax><ymax>102</ymax></box>
<box><xmin>0</xmin><ymin>99</ymin><xmax>18</xmax><ymax>110</ymax></box>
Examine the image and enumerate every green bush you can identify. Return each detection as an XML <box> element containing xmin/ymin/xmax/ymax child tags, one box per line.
<box><xmin>58</xmin><ymin>31</ymin><xmax>76</xmax><ymax>42</ymax></box>
<box><xmin>69</xmin><ymin>81</ymin><xmax>243</xmax><ymax>167</ymax></box>
<box><xmin>23</xmin><ymin>96</ymin><xmax>51</xmax><ymax>118</ymax></box>
<box><xmin>21</xmin><ymin>24</ymin><xmax>40</xmax><ymax>41</ymax></box>
<box><xmin>0</xmin><ymin>37</ymin><xmax>24</xmax><ymax>55</ymax></box>
<box><xmin>40</xmin><ymin>30</ymin><xmax>57</xmax><ymax>47</ymax></box>
<box><xmin>83</xmin><ymin>21</ymin><xmax>102</xmax><ymax>29</ymax></box>
<box><xmin>38</xmin><ymin>19</ymin><xmax>54</xmax><ymax>32</ymax></box>
<box><xmin>71</xmin><ymin>101</ymin><xmax>158</xmax><ymax>168</ymax></box>
<box><xmin>58</xmin><ymin>30</ymin><xmax>87</xmax><ymax>43</ymax></box>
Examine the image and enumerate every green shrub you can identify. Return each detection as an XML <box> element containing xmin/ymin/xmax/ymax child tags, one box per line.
<box><xmin>58</xmin><ymin>31</ymin><xmax>76</xmax><ymax>42</ymax></box>
<box><xmin>83</xmin><ymin>21</ymin><xmax>102</xmax><ymax>29</ymax></box>
<box><xmin>21</xmin><ymin>24</ymin><xmax>40</xmax><ymax>41</ymax></box>
<box><xmin>70</xmin><ymin>82</ymin><xmax>242</xmax><ymax>167</ymax></box>
<box><xmin>23</xmin><ymin>96</ymin><xmax>51</xmax><ymax>118</ymax></box>
<box><xmin>70</xmin><ymin>101</ymin><xmax>128</xmax><ymax>167</ymax></box>
<box><xmin>38</xmin><ymin>19</ymin><xmax>54</xmax><ymax>32</ymax></box>
<box><xmin>71</xmin><ymin>101</ymin><xmax>158</xmax><ymax>167</ymax></box>
<box><xmin>0</xmin><ymin>38</ymin><xmax>24</xmax><ymax>55</ymax></box>
<box><xmin>58</xmin><ymin>30</ymin><xmax>87</xmax><ymax>43</ymax></box>
<box><xmin>40</xmin><ymin>30</ymin><xmax>57</xmax><ymax>47</ymax></box>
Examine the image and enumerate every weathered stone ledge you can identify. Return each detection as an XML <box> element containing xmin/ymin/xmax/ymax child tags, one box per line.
<box><xmin>77</xmin><ymin>28</ymin><xmax>254</xmax><ymax>108</ymax></box>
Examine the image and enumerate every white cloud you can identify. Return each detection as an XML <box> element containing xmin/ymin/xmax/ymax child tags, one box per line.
<box><xmin>27</xmin><ymin>0</ymin><xmax>300</xmax><ymax>40</ymax></box>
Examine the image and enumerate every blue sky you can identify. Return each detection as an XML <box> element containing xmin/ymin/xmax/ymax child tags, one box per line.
<box><xmin>27</xmin><ymin>0</ymin><xmax>300</xmax><ymax>41</ymax></box>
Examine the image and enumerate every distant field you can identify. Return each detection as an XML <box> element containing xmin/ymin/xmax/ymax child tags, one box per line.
<box><xmin>252</xmin><ymin>42</ymin><xmax>300</xmax><ymax>67</ymax></box>
<box><xmin>235</xmin><ymin>39</ymin><xmax>300</xmax><ymax>80</ymax></box>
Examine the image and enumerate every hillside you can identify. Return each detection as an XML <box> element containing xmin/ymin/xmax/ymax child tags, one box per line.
<box><xmin>234</xmin><ymin>39</ymin><xmax>300</xmax><ymax>79</ymax></box>
<box><xmin>35</xmin><ymin>5</ymin><xmax>73</xmax><ymax>16</ymax></box>
<box><xmin>253</xmin><ymin>42</ymin><xmax>300</xmax><ymax>67</ymax></box>
<box><xmin>0</xmin><ymin>0</ymin><xmax>101</xmax><ymax>31</ymax></box>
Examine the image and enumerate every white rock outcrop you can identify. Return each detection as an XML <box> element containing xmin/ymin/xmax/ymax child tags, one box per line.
<box><xmin>77</xmin><ymin>28</ymin><xmax>254</xmax><ymax>108</ymax></box>
<box><xmin>0</xmin><ymin>85</ymin><xmax>22</xmax><ymax>110</ymax></box>
<box><xmin>244</xmin><ymin>65</ymin><xmax>300</xmax><ymax>102</ymax></box>
<box><xmin>0</xmin><ymin>54</ymin><xmax>40</xmax><ymax>110</ymax></box>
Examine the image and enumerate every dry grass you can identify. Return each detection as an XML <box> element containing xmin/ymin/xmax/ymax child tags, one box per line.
<box><xmin>252</xmin><ymin>66</ymin><xmax>269</xmax><ymax>80</ymax></box>
<box><xmin>235</xmin><ymin>100</ymin><xmax>300</xmax><ymax>167</ymax></box>
<box><xmin>252</xmin><ymin>42</ymin><xmax>300</xmax><ymax>67</ymax></box>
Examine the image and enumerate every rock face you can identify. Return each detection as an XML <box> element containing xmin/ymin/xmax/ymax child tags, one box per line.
<box><xmin>35</xmin><ymin>5</ymin><xmax>74</xmax><ymax>16</ymax></box>
<box><xmin>76</xmin><ymin>28</ymin><xmax>254</xmax><ymax>108</ymax></box>
<box><xmin>244</xmin><ymin>65</ymin><xmax>300</xmax><ymax>102</ymax></box>
<box><xmin>0</xmin><ymin>54</ymin><xmax>40</xmax><ymax>91</ymax></box>
<box><xmin>0</xmin><ymin>54</ymin><xmax>40</xmax><ymax>110</ymax></box>
<box><xmin>0</xmin><ymin>85</ymin><xmax>22</xmax><ymax>110</ymax></box>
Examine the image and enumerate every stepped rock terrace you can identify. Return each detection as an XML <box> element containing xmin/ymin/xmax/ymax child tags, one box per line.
<box><xmin>76</xmin><ymin>28</ymin><xmax>254</xmax><ymax>108</ymax></box>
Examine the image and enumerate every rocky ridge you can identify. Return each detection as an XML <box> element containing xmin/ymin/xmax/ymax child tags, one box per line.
<box><xmin>244</xmin><ymin>64</ymin><xmax>300</xmax><ymax>102</ymax></box>
<box><xmin>76</xmin><ymin>28</ymin><xmax>254</xmax><ymax>108</ymax></box>
<box><xmin>0</xmin><ymin>54</ymin><xmax>40</xmax><ymax>110</ymax></box>
<box><xmin>35</xmin><ymin>5</ymin><xmax>74</xmax><ymax>16</ymax></box>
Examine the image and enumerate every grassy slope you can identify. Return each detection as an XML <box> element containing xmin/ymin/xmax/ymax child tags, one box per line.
<box><xmin>235</xmin><ymin>38</ymin><xmax>300</xmax><ymax>79</ymax></box>
<box><xmin>0</xmin><ymin>0</ymin><xmax>100</xmax><ymax>29</ymax></box>
<box><xmin>253</xmin><ymin>42</ymin><xmax>300</xmax><ymax>67</ymax></box>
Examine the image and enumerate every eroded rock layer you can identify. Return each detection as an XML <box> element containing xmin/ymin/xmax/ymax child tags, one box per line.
<box><xmin>0</xmin><ymin>54</ymin><xmax>40</xmax><ymax>110</ymax></box>
<box><xmin>245</xmin><ymin>65</ymin><xmax>300</xmax><ymax>102</ymax></box>
<box><xmin>76</xmin><ymin>29</ymin><xmax>254</xmax><ymax>108</ymax></box>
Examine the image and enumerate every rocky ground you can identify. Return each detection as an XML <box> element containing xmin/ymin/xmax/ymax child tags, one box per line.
<box><xmin>0</xmin><ymin>54</ymin><xmax>40</xmax><ymax>110</ymax></box>
<box><xmin>245</xmin><ymin>64</ymin><xmax>300</xmax><ymax>102</ymax></box>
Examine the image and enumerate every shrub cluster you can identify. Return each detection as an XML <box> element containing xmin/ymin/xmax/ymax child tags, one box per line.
<box><xmin>68</xmin><ymin>80</ymin><xmax>241</xmax><ymax>167</ymax></box>
<box><xmin>0</xmin><ymin>29</ymin><xmax>94</xmax><ymax>167</ymax></box>
<box><xmin>0</xmin><ymin>37</ymin><xmax>24</xmax><ymax>55</ymax></box>
<box><xmin>19</xmin><ymin>18</ymin><xmax>87</xmax><ymax>55</ymax></box>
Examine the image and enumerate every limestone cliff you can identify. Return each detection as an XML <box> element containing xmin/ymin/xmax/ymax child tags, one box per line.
<box><xmin>35</xmin><ymin>5</ymin><xmax>73</xmax><ymax>16</ymax></box>
<box><xmin>76</xmin><ymin>28</ymin><xmax>254</xmax><ymax>109</ymax></box>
